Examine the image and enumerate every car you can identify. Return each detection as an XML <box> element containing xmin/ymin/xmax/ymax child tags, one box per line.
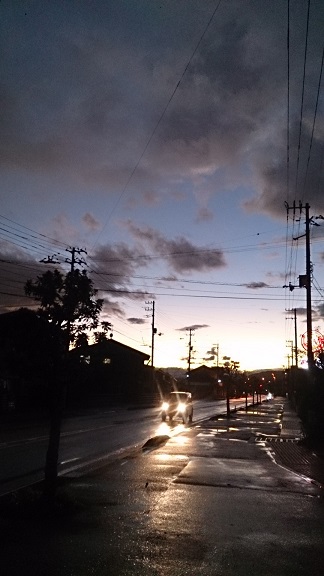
<box><xmin>161</xmin><ymin>391</ymin><xmax>193</xmax><ymax>423</ymax></box>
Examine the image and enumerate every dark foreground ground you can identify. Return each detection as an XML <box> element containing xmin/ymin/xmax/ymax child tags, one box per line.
<box><xmin>1</xmin><ymin>398</ymin><xmax>324</xmax><ymax>576</ymax></box>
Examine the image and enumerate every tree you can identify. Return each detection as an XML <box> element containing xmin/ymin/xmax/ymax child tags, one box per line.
<box><xmin>94</xmin><ymin>321</ymin><xmax>113</xmax><ymax>344</ymax></box>
<box><xmin>25</xmin><ymin>268</ymin><xmax>103</xmax><ymax>349</ymax></box>
<box><xmin>25</xmin><ymin>268</ymin><xmax>104</xmax><ymax>500</ymax></box>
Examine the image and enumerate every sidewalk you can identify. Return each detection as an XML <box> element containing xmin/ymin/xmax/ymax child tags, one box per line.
<box><xmin>280</xmin><ymin>396</ymin><xmax>303</xmax><ymax>438</ymax></box>
<box><xmin>264</xmin><ymin>397</ymin><xmax>324</xmax><ymax>488</ymax></box>
<box><xmin>1</xmin><ymin>397</ymin><xmax>324</xmax><ymax>576</ymax></box>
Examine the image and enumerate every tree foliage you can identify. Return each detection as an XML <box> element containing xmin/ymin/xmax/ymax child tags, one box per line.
<box><xmin>25</xmin><ymin>269</ymin><xmax>104</xmax><ymax>347</ymax></box>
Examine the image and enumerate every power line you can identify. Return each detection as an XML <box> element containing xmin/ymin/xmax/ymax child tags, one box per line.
<box><xmin>302</xmin><ymin>44</ymin><xmax>324</xmax><ymax>196</ymax></box>
<box><xmin>294</xmin><ymin>0</ymin><xmax>311</xmax><ymax>198</ymax></box>
<box><xmin>90</xmin><ymin>270</ymin><xmax>284</xmax><ymax>289</ymax></box>
<box><xmin>0</xmin><ymin>290</ymin><xmax>31</xmax><ymax>299</ymax></box>
<box><xmin>287</xmin><ymin>0</ymin><xmax>290</xmax><ymax>202</ymax></box>
<box><xmin>95</xmin><ymin>287</ymin><xmax>298</xmax><ymax>302</ymax></box>
<box><xmin>0</xmin><ymin>212</ymin><xmax>313</xmax><ymax>267</ymax></box>
<box><xmin>91</xmin><ymin>0</ymin><xmax>223</xmax><ymax>250</ymax></box>
<box><xmin>0</xmin><ymin>214</ymin><xmax>67</xmax><ymax>249</ymax></box>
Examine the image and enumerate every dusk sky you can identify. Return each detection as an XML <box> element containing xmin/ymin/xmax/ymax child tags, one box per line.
<box><xmin>1</xmin><ymin>0</ymin><xmax>323</xmax><ymax>371</ymax></box>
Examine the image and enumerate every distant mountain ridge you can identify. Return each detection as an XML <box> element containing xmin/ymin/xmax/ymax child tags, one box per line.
<box><xmin>161</xmin><ymin>367</ymin><xmax>285</xmax><ymax>378</ymax></box>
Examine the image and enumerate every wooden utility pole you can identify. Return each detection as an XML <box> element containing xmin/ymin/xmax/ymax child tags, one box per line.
<box><xmin>65</xmin><ymin>247</ymin><xmax>87</xmax><ymax>352</ymax></box>
<box><xmin>187</xmin><ymin>328</ymin><xmax>194</xmax><ymax>375</ymax></box>
<box><xmin>151</xmin><ymin>300</ymin><xmax>156</xmax><ymax>370</ymax></box>
<box><xmin>286</xmin><ymin>310</ymin><xmax>299</xmax><ymax>367</ymax></box>
<box><xmin>293</xmin><ymin>308</ymin><xmax>298</xmax><ymax>367</ymax></box>
<box><xmin>145</xmin><ymin>300</ymin><xmax>157</xmax><ymax>387</ymax></box>
<box><xmin>304</xmin><ymin>203</ymin><xmax>314</xmax><ymax>369</ymax></box>
<box><xmin>66</xmin><ymin>246</ymin><xmax>87</xmax><ymax>273</ymax></box>
<box><xmin>285</xmin><ymin>202</ymin><xmax>314</xmax><ymax>369</ymax></box>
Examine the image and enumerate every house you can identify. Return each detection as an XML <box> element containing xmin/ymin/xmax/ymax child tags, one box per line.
<box><xmin>0</xmin><ymin>308</ymin><xmax>60</xmax><ymax>411</ymax></box>
<box><xmin>69</xmin><ymin>339</ymin><xmax>151</xmax><ymax>405</ymax></box>
<box><xmin>0</xmin><ymin>308</ymin><xmax>152</xmax><ymax>409</ymax></box>
<box><xmin>187</xmin><ymin>365</ymin><xmax>227</xmax><ymax>399</ymax></box>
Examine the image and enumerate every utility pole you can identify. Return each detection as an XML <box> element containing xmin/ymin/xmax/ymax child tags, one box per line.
<box><xmin>304</xmin><ymin>203</ymin><xmax>313</xmax><ymax>369</ymax></box>
<box><xmin>286</xmin><ymin>308</ymin><xmax>298</xmax><ymax>367</ymax></box>
<box><xmin>286</xmin><ymin>340</ymin><xmax>293</xmax><ymax>369</ymax></box>
<box><xmin>294</xmin><ymin>308</ymin><xmax>298</xmax><ymax>367</ymax></box>
<box><xmin>65</xmin><ymin>247</ymin><xmax>87</xmax><ymax>352</ymax></box>
<box><xmin>145</xmin><ymin>300</ymin><xmax>157</xmax><ymax>388</ymax></box>
<box><xmin>284</xmin><ymin>202</ymin><xmax>315</xmax><ymax>369</ymax></box>
<box><xmin>151</xmin><ymin>300</ymin><xmax>156</xmax><ymax>369</ymax></box>
<box><xmin>215</xmin><ymin>343</ymin><xmax>219</xmax><ymax>367</ymax></box>
<box><xmin>41</xmin><ymin>247</ymin><xmax>87</xmax><ymax>352</ymax></box>
<box><xmin>187</xmin><ymin>328</ymin><xmax>194</xmax><ymax>375</ymax></box>
<box><xmin>40</xmin><ymin>247</ymin><xmax>87</xmax><ymax>273</ymax></box>
<box><xmin>65</xmin><ymin>247</ymin><xmax>87</xmax><ymax>272</ymax></box>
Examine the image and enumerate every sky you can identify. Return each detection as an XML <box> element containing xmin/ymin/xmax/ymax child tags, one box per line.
<box><xmin>0</xmin><ymin>0</ymin><xmax>324</xmax><ymax>372</ymax></box>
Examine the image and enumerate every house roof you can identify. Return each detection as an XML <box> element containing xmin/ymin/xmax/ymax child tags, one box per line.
<box><xmin>0</xmin><ymin>308</ymin><xmax>57</xmax><ymax>339</ymax></box>
<box><xmin>189</xmin><ymin>364</ymin><xmax>225</xmax><ymax>382</ymax></box>
<box><xmin>74</xmin><ymin>338</ymin><xmax>150</xmax><ymax>361</ymax></box>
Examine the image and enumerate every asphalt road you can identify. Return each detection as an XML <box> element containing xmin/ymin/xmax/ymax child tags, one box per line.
<box><xmin>0</xmin><ymin>397</ymin><xmax>248</xmax><ymax>495</ymax></box>
<box><xmin>1</xmin><ymin>399</ymin><xmax>323</xmax><ymax>576</ymax></box>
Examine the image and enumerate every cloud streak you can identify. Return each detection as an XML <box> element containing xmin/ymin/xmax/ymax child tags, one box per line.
<box><xmin>125</xmin><ymin>221</ymin><xmax>226</xmax><ymax>273</ymax></box>
<box><xmin>177</xmin><ymin>324</ymin><xmax>209</xmax><ymax>332</ymax></box>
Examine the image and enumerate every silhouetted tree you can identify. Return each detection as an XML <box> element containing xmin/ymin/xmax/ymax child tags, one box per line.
<box><xmin>94</xmin><ymin>321</ymin><xmax>113</xmax><ymax>344</ymax></box>
<box><xmin>25</xmin><ymin>269</ymin><xmax>103</xmax><ymax>348</ymax></box>
<box><xmin>25</xmin><ymin>268</ymin><xmax>104</xmax><ymax>500</ymax></box>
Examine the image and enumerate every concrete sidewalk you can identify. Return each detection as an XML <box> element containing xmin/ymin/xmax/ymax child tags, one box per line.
<box><xmin>280</xmin><ymin>396</ymin><xmax>304</xmax><ymax>438</ymax></box>
<box><xmin>266</xmin><ymin>397</ymin><xmax>324</xmax><ymax>489</ymax></box>
<box><xmin>1</xmin><ymin>397</ymin><xmax>324</xmax><ymax>576</ymax></box>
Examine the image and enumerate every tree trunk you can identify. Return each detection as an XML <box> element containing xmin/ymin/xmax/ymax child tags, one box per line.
<box><xmin>43</xmin><ymin>380</ymin><xmax>65</xmax><ymax>501</ymax></box>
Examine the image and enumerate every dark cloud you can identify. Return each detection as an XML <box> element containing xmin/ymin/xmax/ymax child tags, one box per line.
<box><xmin>89</xmin><ymin>242</ymin><xmax>154</xmax><ymax>307</ymax></box>
<box><xmin>161</xmin><ymin>274</ymin><xmax>178</xmax><ymax>282</ymax></box>
<box><xmin>283</xmin><ymin>307</ymin><xmax>322</xmax><ymax>325</ymax></box>
<box><xmin>313</xmin><ymin>305</ymin><xmax>324</xmax><ymax>321</ymax></box>
<box><xmin>127</xmin><ymin>317</ymin><xmax>146</xmax><ymax>325</ymax></box>
<box><xmin>125</xmin><ymin>221</ymin><xmax>226</xmax><ymax>273</ymax></box>
<box><xmin>206</xmin><ymin>346</ymin><xmax>218</xmax><ymax>356</ymax></box>
<box><xmin>90</xmin><ymin>243</ymin><xmax>145</xmax><ymax>281</ymax></box>
<box><xmin>203</xmin><ymin>355</ymin><xmax>215</xmax><ymax>362</ymax></box>
<box><xmin>283</xmin><ymin>307</ymin><xmax>310</xmax><ymax>317</ymax></box>
<box><xmin>244</xmin><ymin>281</ymin><xmax>269</xmax><ymax>289</ymax></box>
<box><xmin>100</xmin><ymin>297</ymin><xmax>125</xmax><ymax>319</ymax></box>
<box><xmin>1</xmin><ymin>0</ymin><xmax>322</xmax><ymax>220</ymax></box>
<box><xmin>177</xmin><ymin>324</ymin><xmax>209</xmax><ymax>332</ymax></box>
<box><xmin>295</xmin><ymin>308</ymin><xmax>307</xmax><ymax>316</ymax></box>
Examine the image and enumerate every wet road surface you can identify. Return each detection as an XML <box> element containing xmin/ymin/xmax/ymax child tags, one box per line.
<box><xmin>1</xmin><ymin>399</ymin><xmax>323</xmax><ymax>575</ymax></box>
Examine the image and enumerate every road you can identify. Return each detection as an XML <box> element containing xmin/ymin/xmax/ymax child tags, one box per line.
<box><xmin>0</xmin><ymin>397</ymin><xmax>249</xmax><ymax>495</ymax></box>
<box><xmin>2</xmin><ymin>398</ymin><xmax>323</xmax><ymax>576</ymax></box>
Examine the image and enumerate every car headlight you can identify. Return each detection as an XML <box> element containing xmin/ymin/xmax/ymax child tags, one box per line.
<box><xmin>178</xmin><ymin>402</ymin><xmax>186</xmax><ymax>412</ymax></box>
<box><xmin>162</xmin><ymin>402</ymin><xmax>169</xmax><ymax>410</ymax></box>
